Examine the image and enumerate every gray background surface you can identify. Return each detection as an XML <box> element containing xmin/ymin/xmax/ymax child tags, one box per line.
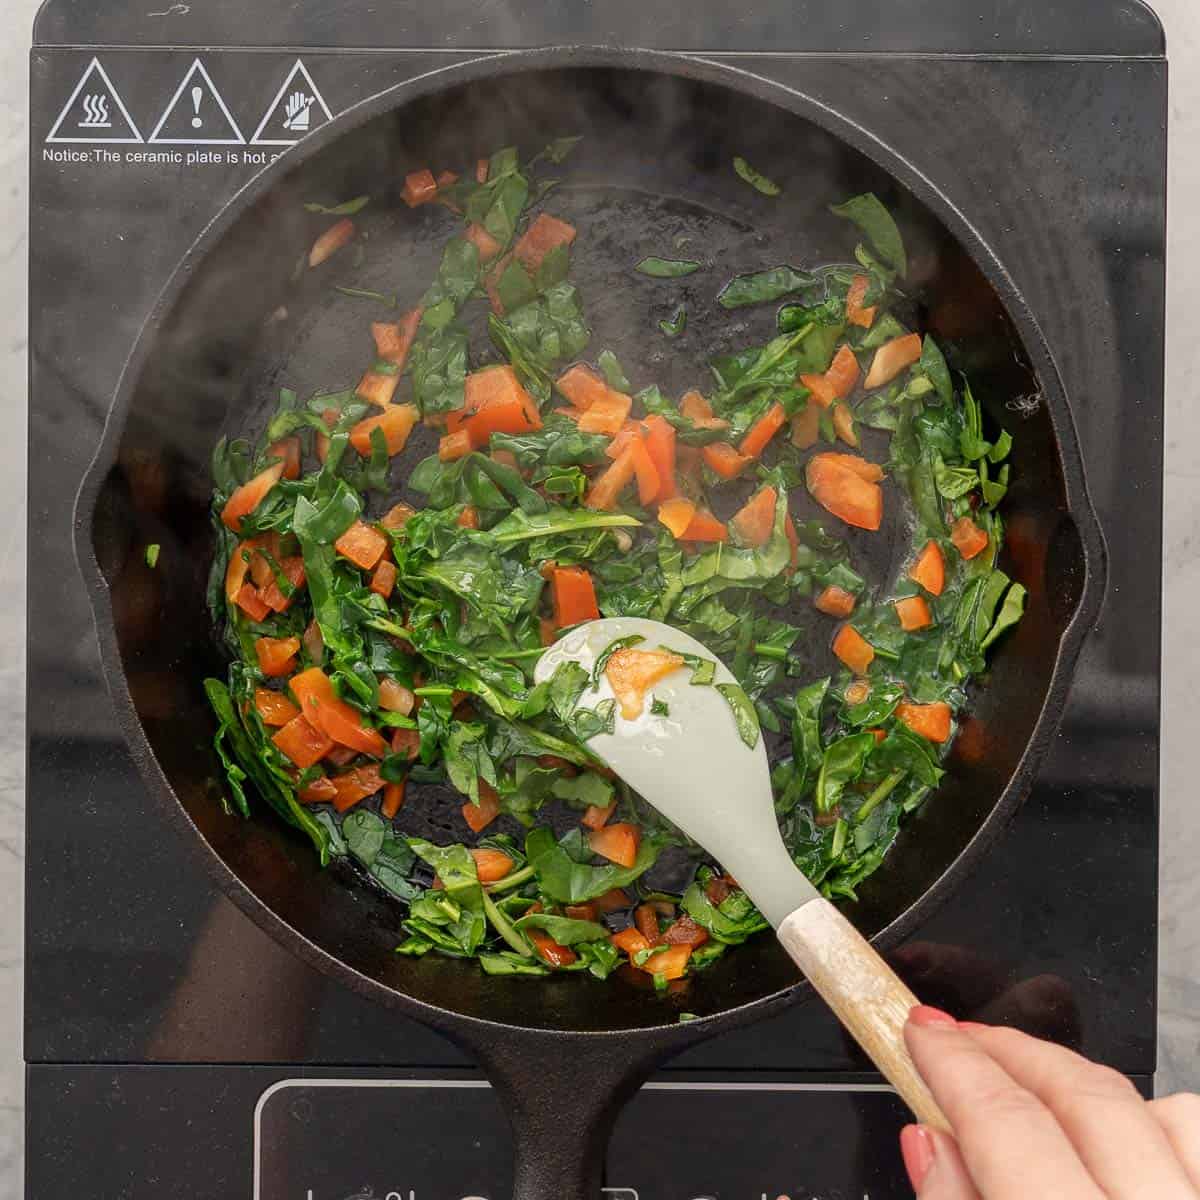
<box><xmin>3</xmin><ymin>0</ymin><xmax>1197</xmax><ymax>1193</ymax></box>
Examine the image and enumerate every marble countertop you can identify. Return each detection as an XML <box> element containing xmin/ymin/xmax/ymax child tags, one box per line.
<box><xmin>5</xmin><ymin>0</ymin><xmax>1198</xmax><ymax>1193</ymax></box>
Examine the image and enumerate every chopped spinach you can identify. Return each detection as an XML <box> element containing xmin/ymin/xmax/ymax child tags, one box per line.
<box><xmin>335</xmin><ymin>286</ymin><xmax>397</xmax><ymax>307</ymax></box>
<box><xmin>526</xmin><ymin>827</ymin><xmax>662</xmax><ymax>902</ymax></box>
<box><xmin>732</xmin><ymin>155</ymin><xmax>782</xmax><ymax>197</ymax></box>
<box><xmin>659</xmin><ymin>304</ymin><xmax>687</xmax><ymax>338</ymax></box>
<box><xmin>305</xmin><ymin>195</ymin><xmax>370</xmax><ymax>215</ymax></box>
<box><xmin>597</xmin><ymin>349</ymin><xmax>631</xmax><ymax>392</ymax></box>
<box><xmin>718</xmin><ymin>266</ymin><xmax>815</xmax><ymax>309</ymax></box>
<box><xmin>206</xmin><ymin>171</ymin><xmax>1023</xmax><ymax>990</ymax></box>
<box><xmin>682</xmin><ymin>870</ymin><xmax>770</xmax><ymax>943</ymax></box>
<box><xmin>830</xmin><ymin>193</ymin><xmax>907</xmax><ymax>277</ymax></box>
<box><xmin>410</xmin><ymin>326</ymin><xmax>469</xmax><ymax>415</ymax></box>
<box><xmin>636</xmin><ymin>257</ymin><xmax>702</xmax><ymax>278</ymax></box>
<box><xmin>716</xmin><ymin>683</ymin><xmax>760</xmax><ymax>749</ymax></box>
<box><xmin>515</xmin><ymin>911</ymin><xmax>609</xmax><ymax>945</ymax></box>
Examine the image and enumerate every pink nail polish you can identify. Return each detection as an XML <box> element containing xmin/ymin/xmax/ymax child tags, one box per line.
<box><xmin>900</xmin><ymin>1124</ymin><xmax>935</xmax><ymax>1191</ymax></box>
<box><xmin>909</xmin><ymin>1004</ymin><xmax>957</xmax><ymax>1029</ymax></box>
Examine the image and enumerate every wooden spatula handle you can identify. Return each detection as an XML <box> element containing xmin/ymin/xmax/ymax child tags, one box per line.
<box><xmin>778</xmin><ymin>898</ymin><xmax>951</xmax><ymax>1132</ymax></box>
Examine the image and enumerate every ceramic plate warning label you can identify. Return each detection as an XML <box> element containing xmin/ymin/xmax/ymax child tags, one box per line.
<box><xmin>251</xmin><ymin>59</ymin><xmax>334</xmax><ymax>145</ymax></box>
<box><xmin>148</xmin><ymin>58</ymin><xmax>246</xmax><ymax>144</ymax></box>
<box><xmin>41</xmin><ymin>53</ymin><xmax>346</xmax><ymax>171</ymax></box>
<box><xmin>46</xmin><ymin>58</ymin><xmax>144</xmax><ymax>144</ymax></box>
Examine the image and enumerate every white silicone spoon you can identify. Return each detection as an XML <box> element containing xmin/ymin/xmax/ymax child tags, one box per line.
<box><xmin>536</xmin><ymin>615</ymin><xmax>949</xmax><ymax>1132</ymax></box>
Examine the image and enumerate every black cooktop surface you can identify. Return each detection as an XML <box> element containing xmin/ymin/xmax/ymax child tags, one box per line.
<box><xmin>27</xmin><ymin>2</ymin><xmax>1165</xmax><ymax>1196</ymax></box>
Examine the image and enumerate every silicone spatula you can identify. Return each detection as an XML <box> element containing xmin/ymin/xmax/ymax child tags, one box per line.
<box><xmin>536</xmin><ymin>615</ymin><xmax>949</xmax><ymax>1131</ymax></box>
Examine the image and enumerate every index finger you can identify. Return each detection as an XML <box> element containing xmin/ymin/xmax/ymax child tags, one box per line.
<box><xmin>962</xmin><ymin>1024</ymin><xmax>1198</xmax><ymax>1199</ymax></box>
<box><xmin>904</xmin><ymin>1007</ymin><xmax>1103</xmax><ymax>1200</ymax></box>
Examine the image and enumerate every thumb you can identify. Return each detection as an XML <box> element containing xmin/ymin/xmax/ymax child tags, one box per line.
<box><xmin>901</xmin><ymin>1125</ymin><xmax>981</xmax><ymax>1199</ymax></box>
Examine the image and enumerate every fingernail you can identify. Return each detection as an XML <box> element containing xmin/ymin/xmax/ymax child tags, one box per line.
<box><xmin>959</xmin><ymin>1020</ymin><xmax>989</xmax><ymax>1032</ymax></box>
<box><xmin>909</xmin><ymin>1004</ymin><xmax>957</xmax><ymax>1029</ymax></box>
<box><xmin>900</xmin><ymin>1124</ymin><xmax>935</xmax><ymax>1191</ymax></box>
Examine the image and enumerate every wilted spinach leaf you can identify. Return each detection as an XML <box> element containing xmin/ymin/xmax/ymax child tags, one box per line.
<box><xmin>526</xmin><ymin>827</ymin><xmax>662</xmax><ymax>902</ymax></box>
<box><xmin>830</xmin><ymin>193</ymin><xmax>907</xmax><ymax>277</ymax></box>
<box><xmin>410</xmin><ymin>326</ymin><xmax>469</xmax><ymax>415</ymax></box>
<box><xmin>304</xmin><ymin>195</ymin><xmax>370</xmax><ymax>215</ymax></box>
<box><xmin>636</xmin><ymin>257</ymin><xmax>701</xmax><ymax>278</ymax></box>
<box><xmin>732</xmin><ymin>155</ymin><xmax>782</xmax><ymax>197</ymax></box>
<box><xmin>718</xmin><ymin>266</ymin><xmax>815</xmax><ymax>309</ymax></box>
<box><xmin>682</xmin><ymin>872</ymin><xmax>770</xmax><ymax>943</ymax></box>
<box><xmin>597</xmin><ymin>349</ymin><xmax>631</xmax><ymax>392</ymax></box>
<box><xmin>659</xmin><ymin>304</ymin><xmax>687</xmax><ymax>338</ymax></box>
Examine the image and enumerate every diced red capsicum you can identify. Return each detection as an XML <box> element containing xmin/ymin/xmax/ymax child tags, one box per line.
<box><xmin>738</xmin><ymin>402</ymin><xmax>788</xmax><ymax>459</ymax></box>
<box><xmin>806</xmin><ymin>453</ymin><xmax>883</xmax><ymax>531</ymax></box>
<box><xmin>513</xmin><ymin>212</ymin><xmax>577</xmax><ymax>272</ymax></box>
<box><xmin>350</xmin><ymin>405</ymin><xmax>418</xmax><ymax>457</ymax></box>
<box><xmin>845</xmin><ymin>274</ymin><xmax>877</xmax><ymax>328</ymax></box>
<box><xmin>289</xmin><ymin>667</ymin><xmax>387</xmax><ymax>757</ymax></box>
<box><xmin>701</xmin><ymin>441</ymin><xmax>752</xmax><ymax>480</ymax></box>
<box><xmin>266</xmin><ymin>437</ymin><xmax>301</xmax><ymax>480</ymax></box>
<box><xmin>951</xmin><ymin>517</ymin><xmax>989</xmax><ymax>560</ymax></box>
<box><xmin>309</xmin><ymin>218</ymin><xmax>355</xmax><ymax>266</ymax></box>
<box><xmin>462</xmin><ymin>780</ymin><xmax>501</xmax><ymax>832</ymax></box>
<box><xmin>550</xmin><ymin>566</ymin><xmax>600</xmax><ymax>628</ymax></box>
<box><xmin>371</xmin><ymin>309</ymin><xmax>422</xmax><ymax>368</ymax></box>
<box><xmin>272</xmin><ymin>714</ymin><xmax>334</xmax><ymax>768</ymax></box>
<box><xmin>896</xmin><ymin>701</ymin><xmax>953</xmax><ymax>743</ymax></box>
<box><xmin>864</xmin><ymin>333</ymin><xmax>922</xmax><ymax>390</ymax></box>
<box><xmin>832</xmin><ymin>626</ymin><xmax>875</xmax><ymax>675</ymax></box>
<box><xmin>221</xmin><ymin>462</ymin><xmax>284</xmax><ymax>532</ymax></box>
<box><xmin>254</xmin><ymin>686</ymin><xmax>300</xmax><ymax>727</ymax></box>
<box><xmin>556</xmin><ymin>364</ymin><xmax>610</xmax><ymax>410</ymax></box>
<box><xmin>255</xmin><ymin>636</ymin><xmax>300</xmax><ymax>677</ymax></box>
<box><xmin>471</xmin><ymin>848</ymin><xmax>514</xmax><ymax>883</ymax></box>
<box><xmin>895</xmin><ymin>595</ymin><xmax>933</xmax><ymax>632</ymax></box>
<box><xmin>331</xmin><ymin>765</ymin><xmax>384</xmax><ymax>813</ymax></box>
<box><xmin>680</xmin><ymin>509</ymin><xmax>728</xmax><ymax>543</ymax></box>
<box><xmin>334</xmin><ymin>520</ymin><xmax>389</xmax><ymax>571</ymax></box>
<box><xmin>641</xmin><ymin>415</ymin><xmax>677</xmax><ymax>500</ymax></box>
<box><xmin>730</xmin><ymin>486</ymin><xmax>777</xmax><ymax>548</ymax></box>
<box><xmin>814</xmin><ymin>585</ymin><xmax>857</xmax><ymax>618</ymax></box>
<box><xmin>584</xmin><ymin>444</ymin><xmax>638</xmax><ymax>510</ymax></box>
<box><xmin>657</xmin><ymin>497</ymin><xmax>696</xmax><ymax>539</ymax></box>
<box><xmin>605</xmin><ymin>648</ymin><xmax>685</xmax><ymax>719</ymax></box>
<box><xmin>588</xmin><ymin>822</ymin><xmax>641</xmax><ymax>868</ymax></box>
<box><xmin>910</xmin><ymin>540</ymin><xmax>946</xmax><ymax>596</ymax></box>
<box><xmin>578</xmin><ymin>391</ymin><xmax>633</xmax><ymax>436</ymax></box>
<box><xmin>402</xmin><ymin>169</ymin><xmax>438</xmax><ymax>207</ymax></box>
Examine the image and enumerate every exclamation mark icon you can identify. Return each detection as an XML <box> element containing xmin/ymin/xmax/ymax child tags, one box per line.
<box><xmin>190</xmin><ymin>85</ymin><xmax>203</xmax><ymax>129</ymax></box>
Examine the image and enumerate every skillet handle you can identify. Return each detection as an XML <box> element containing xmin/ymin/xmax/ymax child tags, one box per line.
<box><xmin>462</xmin><ymin>1029</ymin><xmax>665</xmax><ymax>1200</ymax></box>
<box><xmin>777</xmin><ymin>897</ymin><xmax>951</xmax><ymax>1133</ymax></box>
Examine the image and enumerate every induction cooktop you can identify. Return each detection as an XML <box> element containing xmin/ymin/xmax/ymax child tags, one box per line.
<box><xmin>27</xmin><ymin>2</ymin><xmax>1166</xmax><ymax>1196</ymax></box>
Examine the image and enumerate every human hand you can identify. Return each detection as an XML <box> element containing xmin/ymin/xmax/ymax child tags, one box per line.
<box><xmin>900</xmin><ymin>1005</ymin><xmax>1200</xmax><ymax>1198</ymax></box>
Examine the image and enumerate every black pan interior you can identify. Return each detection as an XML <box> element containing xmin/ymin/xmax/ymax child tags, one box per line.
<box><xmin>86</xmin><ymin>64</ymin><xmax>1085</xmax><ymax>1032</ymax></box>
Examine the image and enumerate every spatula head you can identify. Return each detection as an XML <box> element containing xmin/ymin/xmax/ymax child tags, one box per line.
<box><xmin>535</xmin><ymin>617</ymin><xmax>817</xmax><ymax>926</ymax></box>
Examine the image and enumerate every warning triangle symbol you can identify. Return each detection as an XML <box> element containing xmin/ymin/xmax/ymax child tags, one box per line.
<box><xmin>46</xmin><ymin>58</ymin><xmax>144</xmax><ymax>144</ymax></box>
<box><xmin>251</xmin><ymin>60</ymin><xmax>334</xmax><ymax>146</ymax></box>
<box><xmin>148</xmin><ymin>58</ymin><xmax>245</xmax><ymax>145</ymax></box>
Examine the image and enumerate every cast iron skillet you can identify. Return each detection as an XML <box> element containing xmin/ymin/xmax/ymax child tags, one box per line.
<box><xmin>74</xmin><ymin>49</ymin><xmax>1105</xmax><ymax>1199</ymax></box>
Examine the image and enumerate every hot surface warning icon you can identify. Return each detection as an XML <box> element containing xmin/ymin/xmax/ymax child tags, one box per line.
<box><xmin>149</xmin><ymin>59</ymin><xmax>245</xmax><ymax>145</ymax></box>
<box><xmin>46</xmin><ymin>58</ymin><xmax>143</xmax><ymax>144</ymax></box>
<box><xmin>251</xmin><ymin>60</ymin><xmax>334</xmax><ymax>146</ymax></box>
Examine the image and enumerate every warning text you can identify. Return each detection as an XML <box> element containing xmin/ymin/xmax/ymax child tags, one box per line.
<box><xmin>43</xmin><ymin>146</ymin><xmax>283</xmax><ymax>168</ymax></box>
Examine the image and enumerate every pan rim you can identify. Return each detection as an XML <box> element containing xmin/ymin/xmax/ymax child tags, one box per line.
<box><xmin>71</xmin><ymin>44</ymin><xmax>1107</xmax><ymax>1046</ymax></box>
